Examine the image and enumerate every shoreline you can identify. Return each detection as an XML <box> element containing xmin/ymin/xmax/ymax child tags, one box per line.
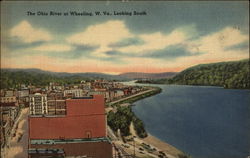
<box><xmin>107</xmin><ymin>86</ymin><xmax>162</xmax><ymax>107</ymax></box>
<box><xmin>143</xmin><ymin>134</ymin><xmax>183</xmax><ymax>158</ymax></box>
<box><xmin>135</xmin><ymin>81</ymin><xmax>250</xmax><ymax>90</ymax></box>
<box><xmin>124</xmin><ymin>122</ymin><xmax>183</xmax><ymax>158</ymax></box>
<box><xmin>109</xmin><ymin>84</ymin><xmax>184</xmax><ymax>157</ymax></box>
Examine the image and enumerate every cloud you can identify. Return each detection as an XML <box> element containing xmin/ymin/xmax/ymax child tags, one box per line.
<box><xmin>66</xmin><ymin>21</ymin><xmax>195</xmax><ymax>58</ymax></box>
<box><xmin>176</xmin><ymin>27</ymin><xmax>249</xmax><ymax>66</ymax></box>
<box><xmin>67</xmin><ymin>20</ymin><xmax>132</xmax><ymax>47</ymax></box>
<box><xmin>117</xmin><ymin>29</ymin><xmax>188</xmax><ymax>54</ymax></box>
<box><xmin>141</xmin><ymin>45</ymin><xmax>203</xmax><ymax>59</ymax></box>
<box><xmin>4</xmin><ymin>19</ymin><xmax>249</xmax><ymax>74</ymax></box>
<box><xmin>103</xmin><ymin>44</ymin><xmax>201</xmax><ymax>60</ymax></box>
<box><xmin>66</xmin><ymin>20</ymin><xmax>134</xmax><ymax>58</ymax></box>
<box><xmin>10</xmin><ymin>21</ymin><xmax>52</xmax><ymax>43</ymax></box>
<box><xmin>109</xmin><ymin>37</ymin><xmax>144</xmax><ymax>48</ymax></box>
<box><xmin>224</xmin><ymin>41</ymin><xmax>249</xmax><ymax>51</ymax></box>
<box><xmin>74</xmin><ymin>44</ymin><xmax>98</xmax><ymax>52</ymax></box>
<box><xmin>105</xmin><ymin>50</ymin><xmax>121</xmax><ymax>56</ymax></box>
<box><xmin>32</xmin><ymin>44</ymin><xmax>73</xmax><ymax>52</ymax></box>
<box><xmin>189</xmin><ymin>27</ymin><xmax>249</xmax><ymax>54</ymax></box>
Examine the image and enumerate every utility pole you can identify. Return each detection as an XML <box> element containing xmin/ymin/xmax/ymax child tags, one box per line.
<box><xmin>133</xmin><ymin>138</ymin><xmax>135</xmax><ymax>158</ymax></box>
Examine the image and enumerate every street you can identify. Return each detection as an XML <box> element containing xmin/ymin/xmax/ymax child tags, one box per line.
<box><xmin>4</xmin><ymin>108</ymin><xmax>29</xmax><ymax>158</ymax></box>
<box><xmin>107</xmin><ymin>88</ymin><xmax>155</xmax><ymax>106</ymax></box>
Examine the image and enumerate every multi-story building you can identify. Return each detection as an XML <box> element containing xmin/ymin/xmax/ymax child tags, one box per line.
<box><xmin>0</xmin><ymin>104</ymin><xmax>19</xmax><ymax>147</ymax></box>
<box><xmin>17</xmin><ymin>89</ymin><xmax>30</xmax><ymax>107</ymax></box>
<box><xmin>47</xmin><ymin>100</ymin><xmax>66</xmax><ymax>115</ymax></box>
<box><xmin>114</xmin><ymin>89</ymin><xmax>124</xmax><ymax>98</ymax></box>
<box><xmin>29</xmin><ymin>93</ymin><xmax>48</xmax><ymax>115</ymax></box>
<box><xmin>47</xmin><ymin>92</ymin><xmax>64</xmax><ymax>100</ymax></box>
<box><xmin>64</xmin><ymin>89</ymin><xmax>83</xmax><ymax>98</ymax></box>
<box><xmin>81</xmin><ymin>82</ymin><xmax>91</xmax><ymax>91</ymax></box>
<box><xmin>5</xmin><ymin>90</ymin><xmax>15</xmax><ymax>97</ymax></box>
<box><xmin>28</xmin><ymin>95</ymin><xmax>112</xmax><ymax>158</ymax></box>
<box><xmin>18</xmin><ymin>89</ymin><xmax>30</xmax><ymax>98</ymax></box>
<box><xmin>0</xmin><ymin>96</ymin><xmax>17</xmax><ymax>104</ymax></box>
<box><xmin>0</xmin><ymin>90</ymin><xmax>5</xmax><ymax>97</ymax></box>
<box><xmin>123</xmin><ymin>87</ymin><xmax>132</xmax><ymax>96</ymax></box>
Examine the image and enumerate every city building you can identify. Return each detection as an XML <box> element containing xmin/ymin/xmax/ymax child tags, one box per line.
<box><xmin>114</xmin><ymin>89</ymin><xmax>124</xmax><ymax>98</ymax></box>
<box><xmin>64</xmin><ymin>89</ymin><xmax>84</xmax><ymax>98</ymax></box>
<box><xmin>0</xmin><ymin>96</ymin><xmax>17</xmax><ymax>104</ymax></box>
<box><xmin>0</xmin><ymin>105</ymin><xmax>19</xmax><ymax>148</ymax></box>
<box><xmin>47</xmin><ymin>100</ymin><xmax>66</xmax><ymax>115</ymax></box>
<box><xmin>5</xmin><ymin>90</ymin><xmax>15</xmax><ymax>97</ymax></box>
<box><xmin>29</xmin><ymin>93</ymin><xmax>48</xmax><ymax>115</ymax></box>
<box><xmin>47</xmin><ymin>92</ymin><xmax>66</xmax><ymax>115</ymax></box>
<box><xmin>0</xmin><ymin>90</ymin><xmax>5</xmax><ymax>97</ymax></box>
<box><xmin>18</xmin><ymin>89</ymin><xmax>30</xmax><ymax>98</ymax></box>
<box><xmin>28</xmin><ymin>95</ymin><xmax>112</xmax><ymax>158</ymax></box>
<box><xmin>17</xmin><ymin>89</ymin><xmax>30</xmax><ymax>107</ymax></box>
<box><xmin>81</xmin><ymin>82</ymin><xmax>91</xmax><ymax>91</ymax></box>
<box><xmin>123</xmin><ymin>87</ymin><xmax>133</xmax><ymax>96</ymax></box>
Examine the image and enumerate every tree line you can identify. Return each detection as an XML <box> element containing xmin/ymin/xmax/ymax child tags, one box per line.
<box><xmin>107</xmin><ymin>106</ymin><xmax>147</xmax><ymax>138</ymax></box>
<box><xmin>137</xmin><ymin>59</ymin><xmax>250</xmax><ymax>89</ymax></box>
<box><xmin>0</xmin><ymin>70</ymin><xmax>91</xmax><ymax>89</ymax></box>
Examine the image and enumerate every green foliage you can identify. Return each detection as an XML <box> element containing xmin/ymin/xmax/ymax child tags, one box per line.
<box><xmin>108</xmin><ymin>106</ymin><xmax>132</xmax><ymax>136</ymax></box>
<box><xmin>172</xmin><ymin>59</ymin><xmax>249</xmax><ymax>89</ymax></box>
<box><xmin>0</xmin><ymin>70</ymin><xmax>90</xmax><ymax>89</ymax></box>
<box><xmin>137</xmin><ymin>59</ymin><xmax>250</xmax><ymax>89</ymax></box>
<box><xmin>107</xmin><ymin>106</ymin><xmax>147</xmax><ymax>138</ymax></box>
<box><xmin>133</xmin><ymin>116</ymin><xmax>147</xmax><ymax>138</ymax></box>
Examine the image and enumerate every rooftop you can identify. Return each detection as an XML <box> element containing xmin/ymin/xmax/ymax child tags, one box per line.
<box><xmin>28</xmin><ymin>148</ymin><xmax>64</xmax><ymax>154</ymax></box>
<box><xmin>71</xmin><ymin>96</ymin><xmax>94</xmax><ymax>99</ymax></box>
<box><xmin>29</xmin><ymin>115</ymin><xmax>66</xmax><ymax>118</ymax></box>
<box><xmin>30</xmin><ymin>137</ymin><xmax>111</xmax><ymax>145</ymax></box>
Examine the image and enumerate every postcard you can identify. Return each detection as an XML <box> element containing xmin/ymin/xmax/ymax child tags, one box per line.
<box><xmin>0</xmin><ymin>1</ymin><xmax>249</xmax><ymax>158</ymax></box>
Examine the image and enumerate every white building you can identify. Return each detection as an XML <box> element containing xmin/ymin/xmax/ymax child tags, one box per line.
<box><xmin>18</xmin><ymin>89</ymin><xmax>30</xmax><ymax>98</ymax></box>
<box><xmin>29</xmin><ymin>93</ymin><xmax>48</xmax><ymax>115</ymax></box>
<box><xmin>64</xmin><ymin>89</ymin><xmax>83</xmax><ymax>98</ymax></box>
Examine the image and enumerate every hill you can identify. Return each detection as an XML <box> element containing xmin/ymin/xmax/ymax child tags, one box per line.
<box><xmin>0</xmin><ymin>68</ymin><xmax>179</xmax><ymax>89</ymax></box>
<box><xmin>137</xmin><ymin>59</ymin><xmax>250</xmax><ymax>89</ymax></box>
<box><xmin>0</xmin><ymin>68</ymin><xmax>127</xmax><ymax>89</ymax></box>
<box><xmin>119</xmin><ymin>72</ymin><xmax>177</xmax><ymax>79</ymax></box>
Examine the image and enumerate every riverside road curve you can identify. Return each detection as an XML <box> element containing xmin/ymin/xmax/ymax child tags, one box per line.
<box><xmin>107</xmin><ymin>88</ymin><xmax>155</xmax><ymax>106</ymax></box>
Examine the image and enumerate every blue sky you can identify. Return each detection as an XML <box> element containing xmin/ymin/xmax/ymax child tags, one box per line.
<box><xmin>1</xmin><ymin>1</ymin><xmax>249</xmax><ymax>74</ymax></box>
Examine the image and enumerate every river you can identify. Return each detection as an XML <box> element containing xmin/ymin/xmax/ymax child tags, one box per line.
<box><xmin>124</xmin><ymin>81</ymin><xmax>250</xmax><ymax>158</ymax></box>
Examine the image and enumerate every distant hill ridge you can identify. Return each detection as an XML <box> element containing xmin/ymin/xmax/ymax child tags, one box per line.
<box><xmin>118</xmin><ymin>72</ymin><xmax>177</xmax><ymax>79</ymax></box>
<box><xmin>2</xmin><ymin>68</ymin><xmax>117</xmax><ymax>78</ymax></box>
<box><xmin>0</xmin><ymin>68</ymin><xmax>177</xmax><ymax>89</ymax></box>
<box><xmin>1</xmin><ymin>68</ymin><xmax>177</xmax><ymax>79</ymax></box>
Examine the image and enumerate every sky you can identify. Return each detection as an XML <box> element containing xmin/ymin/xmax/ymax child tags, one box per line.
<box><xmin>1</xmin><ymin>1</ymin><xmax>249</xmax><ymax>74</ymax></box>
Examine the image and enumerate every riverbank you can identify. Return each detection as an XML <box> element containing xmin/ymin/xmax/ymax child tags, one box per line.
<box><xmin>107</xmin><ymin>86</ymin><xmax>162</xmax><ymax>107</ymax></box>
<box><xmin>143</xmin><ymin>134</ymin><xmax>183</xmax><ymax>157</ymax></box>
<box><xmin>136</xmin><ymin>59</ymin><xmax>250</xmax><ymax>89</ymax></box>
<box><xmin>107</xmin><ymin>85</ymin><xmax>184</xmax><ymax>158</ymax></box>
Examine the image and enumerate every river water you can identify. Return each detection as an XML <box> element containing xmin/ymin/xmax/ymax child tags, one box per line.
<box><xmin>125</xmin><ymin>82</ymin><xmax>250</xmax><ymax>158</ymax></box>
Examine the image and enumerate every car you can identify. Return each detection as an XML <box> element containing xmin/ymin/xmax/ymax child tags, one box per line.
<box><xmin>139</xmin><ymin>147</ymin><xmax>144</xmax><ymax>151</ymax></box>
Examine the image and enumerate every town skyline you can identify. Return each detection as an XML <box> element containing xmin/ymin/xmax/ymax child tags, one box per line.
<box><xmin>1</xmin><ymin>1</ymin><xmax>249</xmax><ymax>74</ymax></box>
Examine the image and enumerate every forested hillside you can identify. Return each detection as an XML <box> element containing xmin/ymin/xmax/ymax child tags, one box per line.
<box><xmin>0</xmin><ymin>70</ymin><xmax>86</xmax><ymax>89</ymax></box>
<box><xmin>0</xmin><ymin>69</ymin><xmax>123</xmax><ymax>89</ymax></box>
<box><xmin>138</xmin><ymin>59</ymin><xmax>250</xmax><ymax>89</ymax></box>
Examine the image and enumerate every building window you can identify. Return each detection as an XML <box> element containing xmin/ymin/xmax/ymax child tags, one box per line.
<box><xmin>85</xmin><ymin>131</ymin><xmax>92</xmax><ymax>139</ymax></box>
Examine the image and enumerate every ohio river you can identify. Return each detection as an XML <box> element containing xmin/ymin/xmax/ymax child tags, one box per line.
<box><xmin>125</xmin><ymin>82</ymin><xmax>250</xmax><ymax>158</ymax></box>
